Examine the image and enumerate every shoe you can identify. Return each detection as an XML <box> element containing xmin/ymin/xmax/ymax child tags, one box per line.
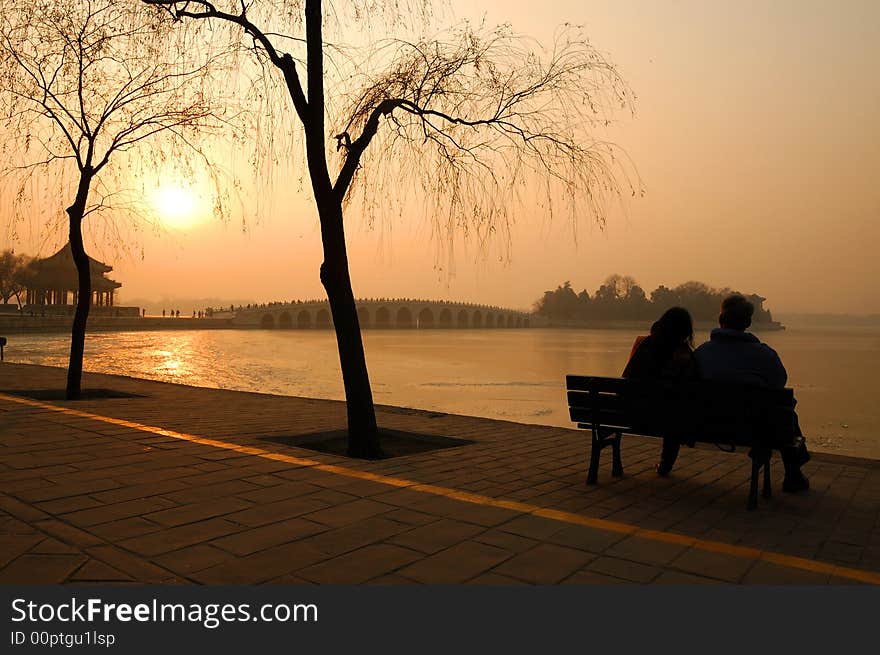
<box><xmin>655</xmin><ymin>463</ymin><xmax>671</xmax><ymax>477</ymax></box>
<box><xmin>782</xmin><ymin>473</ymin><xmax>810</xmax><ymax>493</ymax></box>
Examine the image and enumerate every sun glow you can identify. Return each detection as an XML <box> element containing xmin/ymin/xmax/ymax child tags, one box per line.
<box><xmin>150</xmin><ymin>184</ymin><xmax>206</xmax><ymax>230</ymax></box>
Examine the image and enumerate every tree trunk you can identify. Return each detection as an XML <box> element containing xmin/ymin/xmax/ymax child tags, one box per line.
<box><xmin>65</xmin><ymin>170</ymin><xmax>93</xmax><ymax>400</ymax></box>
<box><xmin>317</xmin><ymin>197</ymin><xmax>382</xmax><ymax>458</ymax></box>
<box><xmin>301</xmin><ymin>0</ymin><xmax>380</xmax><ymax>458</ymax></box>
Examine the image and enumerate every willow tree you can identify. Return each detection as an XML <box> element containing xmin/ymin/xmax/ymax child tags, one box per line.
<box><xmin>0</xmin><ymin>0</ymin><xmax>219</xmax><ymax>399</ymax></box>
<box><xmin>146</xmin><ymin>0</ymin><xmax>637</xmax><ymax>457</ymax></box>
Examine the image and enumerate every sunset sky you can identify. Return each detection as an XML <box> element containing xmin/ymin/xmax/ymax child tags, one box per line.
<box><xmin>4</xmin><ymin>0</ymin><xmax>879</xmax><ymax>315</ymax></box>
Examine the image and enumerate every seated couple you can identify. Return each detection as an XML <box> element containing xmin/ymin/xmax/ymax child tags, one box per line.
<box><xmin>622</xmin><ymin>293</ymin><xmax>810</xmax><ymax>492</ymax></box>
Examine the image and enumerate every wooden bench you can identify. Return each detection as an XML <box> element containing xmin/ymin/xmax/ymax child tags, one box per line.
<box><xmin>566</xmin><ymin>375</ymin><xmax>800</xmax><ymax>510</ymax></box>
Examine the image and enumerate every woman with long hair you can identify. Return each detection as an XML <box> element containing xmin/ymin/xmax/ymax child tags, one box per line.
<box><xmin>623</xmin><ymin>306</ymin><xmax>697</xmax><ymax>475</ymax></box>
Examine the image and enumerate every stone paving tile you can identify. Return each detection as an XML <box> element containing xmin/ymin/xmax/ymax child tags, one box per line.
<box><xmin>560</xmin><ymin>570</ymin><xmax>630</xmax><ymax>584</ymax></box>
<box><xmin>545</xmin><ymin>524</ymin><xmax>628</xmax><ymax>553</ymax></box>
<box><xmin>741</xmin><ymin>561</ymin><xmax>831</xmax><ymax>585</ymax></box>
<box><xmin>492</xmin><ymin>543</ymin><xmax>596</xmax><ymax>584</ymax></box>
<box><xmin>585</xmin><ymin>557</ymin><xmax>664</xmax><ymax>583</ymax></box>
<box><xmin>237</xmin><ymin>481</ymin><xmax>323</xmax><ymax>504</ymax></box>
<box><xmin>0</xmin><ymin>554</ymin><xmax>87</xmax><ymax>583</ymax></box>
<box><xmin>89</xmin><ymin>517</ymin><xmax>165</xmax><ymax>541</ymax></box>
<box><xmin>604</xmin><ymin>535</ymin><xmax>691</xmax><ymax>567</ymax></box>
<box><xmin>381</xmin><ymin>508</ymin><xmax>438</xmax><ymax>527</ymax></box>
<box><xmin>389</xmin><ymin>518</ymin><xmax>484</xmax><ymax>554</ymax></box>
<box><xmin>211</xmin><ymin>519</ymin><xmax>328</xmax><ymax>556</ymax></box>
<box><xmin>190</xmin><ymin>541</ymin><xmax>330</xmax><ymax>584</ymax></box>
<box><xmin>62</xmin><ymin>497</ymin><xmax>178</xmax><ymax>527</ymax></box>
<box><xmin>224</xmin><ymin>497</ymin><xmax>329</xmax><ymax>528</ymax></box>
<box><xmin>121</xmin><ymin>518</ymin><xmax>245</xmax><ymax>556</ymax></box>
<box><xmin>668</xmin><ymin>548</ymin><xmax>757</xmax><ymax>583</ymax></box>
<box><xmin>299</xmin><ymin>517</ymin><xmax>412</xmax><ymax>557</ymax></box>
<box><xmin>496</xmin><ymin>515</ymin><xmax>568</xmax><ymax>541</ymax></box>
<box><xmin>655</xmin><ymin>571</ymin><xmax>727</xmax><ymax>587</ymax></box>
<box><xmin>69</xmin><ymin>560</ymin><xmax>133</xmax><ymax>582</ymax></box>
<box><xmin>473</xmin><ymin>529</ymin><xmax>540</xmax><ymax>554</ymax></box>
<box><xmin>34</xmin><ymin>519</ymin><xmax>105</xmax><ymax>548</ymax></box>
<box><xmin>153</xmin><ymin>545</ymin><xmax>233</xmax><ymax>576</ymax></box>
<box><xmin>298</xmin><ymin>544</ymin><xmax>423</xmax><ymax>584</ymax></box>
<box><xmin>399</xmin><ymin>541</ymin><xmax>515</xmax><ymax>584</ymax></box>
<box><xmin>90</xmin><ymin>479</ymin><xmax>191</xmax><ymax>504</ymax></box>
<box><xmin>468</xmin><ymin>572</ymin><xmax>526</xmax><ymax>585</ymax></box>
<box><xmin>300</xmin><ymin>499</ymin><xmax>396</xmax><ymax>528</ymax></box>
<box><xmin>0</xmin><ymin>534</ymin><xmax>44</xmax><ymax>567</ymax></box>
<box><xmin>30</xmin><ymin>537</ymin><xmax>82</xmax><ymax>555</ymax></box>
<box><xmin>146</xmin><ymin>498</ymin><xmax>254</xmax><ymax>528</ymax></box>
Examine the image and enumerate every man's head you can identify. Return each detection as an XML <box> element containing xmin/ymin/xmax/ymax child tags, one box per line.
<box><xmin>719</xmin><ymin>294</ymin><xmax>754</xmax><ymax>331</ymax></box>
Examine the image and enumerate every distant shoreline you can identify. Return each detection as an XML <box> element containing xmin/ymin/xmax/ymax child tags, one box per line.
<box><xmin>0</xmin><ymin>314</ymin><xmax>785</xmax><ymax>335</ymax></box>
<box><xmin>541</xmin><ymin>319</ymin><xmax>786</xmax><ymax>332</ymax></box>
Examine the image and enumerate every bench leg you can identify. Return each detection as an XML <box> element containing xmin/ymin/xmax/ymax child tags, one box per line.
<box><xmin>587</xmin><ymin>430</ymin><xmax>601</xmax><ymax>485</ymax></box>
<box><xmin>748</xmin><ymin>456</ymin><xmax>760</xmax><ymax>511</ymax></box>
<box><xmin>611</xmin><ymin>431</ymin><xmax>623</xmax><ymax>477</ymax></box>
<box><xmin>762</xmin><ymin>457</ymin><xmax>772</xmax><ymax>499</ymax></box>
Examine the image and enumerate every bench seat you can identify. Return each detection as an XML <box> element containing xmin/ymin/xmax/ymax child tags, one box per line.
<box><xmin>566</xmin><ymin>375</ymin><xmax>799</xmax><ymax>510</ymax></box>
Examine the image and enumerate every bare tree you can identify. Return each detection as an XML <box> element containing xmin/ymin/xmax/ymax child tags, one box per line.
<box><xmin>0</xmin><ymin>0</ymin><xmax>219</xmax><ymax>398</ymax></box>
<box><xmin>145</xmin><ymin>0</ymin><xmax>637</xmax><ymax>457</ymax></box>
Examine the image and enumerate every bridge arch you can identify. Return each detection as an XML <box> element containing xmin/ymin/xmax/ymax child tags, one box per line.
<box><xmin>396</xmin><ymin>307</ymin><xmax>413</xmax><ymax>328</ymax></box>
<box><xmin>357</xmin><ymin>306</ymin><xmax>371</xmax><ymax>328</ymax></box>
<box><xmin>515</xmin><ymin>316</ymin><xmax>523</xmax><ymax>328</ymax></box>
<box><xmin>506</xmin><ymin>315</ymin><xmax>514</xmax><ymax>328</ymax></box>
<box><xmin>279</xmin><ymin>312</ymin><xmax>292</xmax><ymax>329</ymax></box>
<box><xmin>375</xmin><ymin>307</ymin><xmax>390</xmax><ymax>328</ymax></box>
<box><xmin>260</xmin><ymin>313</ymin><xmax>275</xmax><ymax>329</ymax></box>
<box><xmin>297</xmin><ymin>310</ymin><xmax>311</xmax><ymax>329</ymax></box>
<box><xmin>524</xmin><ymin>317</ymin><xmax>530</xmax><ymax>328</ymax></box>
<box><xmin>316</xmin><ymin>309</ymin><xmax>331</xmax><ymax>329</ymax></box>
<box><xmin>485</xmin><ymin>313</ymin><xmax>495</xmax><ymax>328</ymax></box>
<box><xmin>472</xmin><ymin>310</ymin><xmax>483</xmax><ymax>328</ymax></box>
<box><xmin>457</xmin><ymin>309</ymin><xmax>469</xmax><ymax>328</ymax></box>
<box><xmin>417</xmin><ymin>307</ymin><xmax>434</xmax><ymax>329</ymax></box>
<box><xmin>439</xmin><ymin>308</ymin><xmax>452</xmax><ymax>328</ymax></box>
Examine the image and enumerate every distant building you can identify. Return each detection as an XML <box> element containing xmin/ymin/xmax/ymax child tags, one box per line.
<box><xmin>22</xmin><ymin>243</ymin><xmax>122</xmax><ymax>308</ymax></box>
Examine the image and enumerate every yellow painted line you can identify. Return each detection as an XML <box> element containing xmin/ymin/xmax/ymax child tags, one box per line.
<box><xmin>2</xmin><ymin>391</ymin><xmax>878</xmax><ymax>585</ymax></box>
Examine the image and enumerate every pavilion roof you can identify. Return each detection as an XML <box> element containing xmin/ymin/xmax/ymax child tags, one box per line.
<box><xmin>24</xmin><ymin>243</ymin><xmax>122</xmax><ymax>291</ymax></box>
<box><xmin>33</xmin><ymin>243</ymin><xmax>114</xmax><ymax>273</ymax></box>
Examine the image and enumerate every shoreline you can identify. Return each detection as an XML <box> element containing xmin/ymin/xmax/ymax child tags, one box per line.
<box><xmin>0</xmin><ymin>315</ymin><xmax>784</xmax><ymax>335</ymax></box>
<box><xmin>2</xmin><ymin>361</ymin><xmax>876</xmax><ymax>467</ymax></box>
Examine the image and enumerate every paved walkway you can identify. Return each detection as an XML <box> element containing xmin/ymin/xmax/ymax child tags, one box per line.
<box><xmin>1</xmin><ymin>363</ymin><xmax>878</xmax><ymax>585</ymax></box>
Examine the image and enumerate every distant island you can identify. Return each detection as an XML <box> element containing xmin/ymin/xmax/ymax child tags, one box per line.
<box><xmin>534</xmin><ymin>275</ymin><xmax>782</xmax><ymax>329</ymax></box>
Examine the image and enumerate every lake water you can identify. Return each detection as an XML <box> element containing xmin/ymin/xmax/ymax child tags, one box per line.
<box><xmin>5</xmin><ymin>325</ymin><xmax>879</xmax><ymax>459</ymax></box>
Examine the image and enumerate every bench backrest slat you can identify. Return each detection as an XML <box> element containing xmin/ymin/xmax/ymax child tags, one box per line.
<box><xmin>566</xmin><ymin>375</ymin><xmax>796</xmax><ymax>446</ymax></box>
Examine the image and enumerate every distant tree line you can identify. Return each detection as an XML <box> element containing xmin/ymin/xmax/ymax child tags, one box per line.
<box><xmin>534</xmin><ymin>275</ymin><xmax>775</xmax><ymax>324</ymax></box>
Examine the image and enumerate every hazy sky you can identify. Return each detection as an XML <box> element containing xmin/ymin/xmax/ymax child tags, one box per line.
<box><xmin>6</xmin><ymin>0</ymin><xmax>879</xmax><ymax>314</ymax></box>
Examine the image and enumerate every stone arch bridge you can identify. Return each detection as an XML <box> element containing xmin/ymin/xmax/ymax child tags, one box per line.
<box><xmin>233</xmin><ymin>299</ymin><xmax>532</xmax><ymax>330</ymax></box>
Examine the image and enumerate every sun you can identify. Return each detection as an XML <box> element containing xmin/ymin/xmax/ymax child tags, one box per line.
<box><xmin>150</xmin><ymin>184</ymin><xmax>206</xmax><ymax>230</ymax></box>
